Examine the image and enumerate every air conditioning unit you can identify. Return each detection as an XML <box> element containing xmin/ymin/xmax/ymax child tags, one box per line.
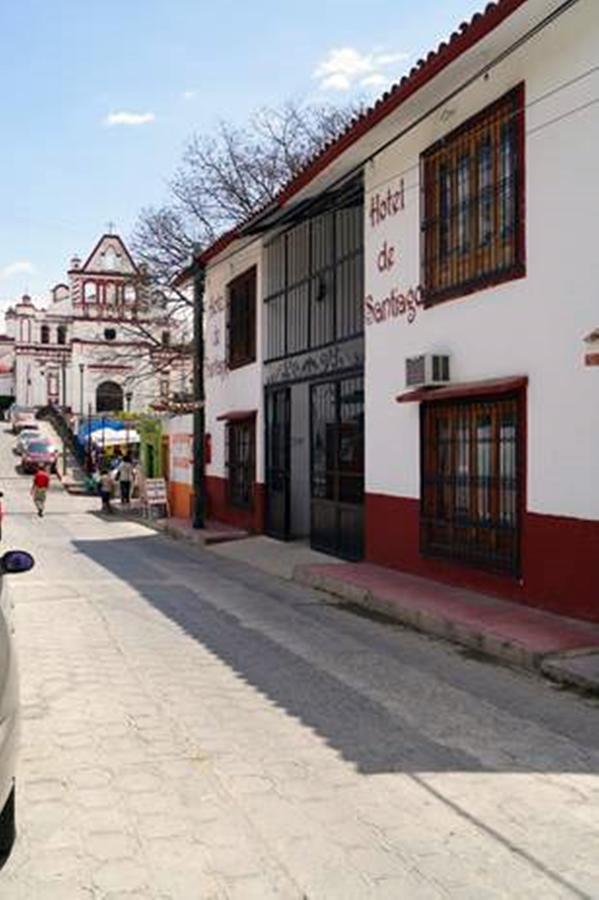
<box><xmin>405</xmin><ymin>353</ymin><xmax>450</xmax><ymax>388</ymax></box>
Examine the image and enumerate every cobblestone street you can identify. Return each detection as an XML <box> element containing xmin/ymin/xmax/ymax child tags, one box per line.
<box><xmin>1</xmin><ymin>429</ymin><xmax>598</xmax><ymax>899</ymax></box>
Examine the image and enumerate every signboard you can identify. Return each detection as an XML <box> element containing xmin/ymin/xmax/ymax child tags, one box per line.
<box><xmin>144</xmin><ymin>477</ymin><xmax>168</xmax><ymax>505</ymax></box>
<box><xmin>141</xmin><ymin>477</ymin><xmax>170</xmax><ymax>519</ymax></box>
<box><xmin>170</xmin><ymin>434</ymin><xmax>193</xmax><ymax>484</ymax></box>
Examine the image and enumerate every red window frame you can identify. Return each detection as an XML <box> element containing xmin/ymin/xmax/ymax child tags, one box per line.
<box><xmin>421</xmin><ymin>84</ymin><xmax>526</xmax><ymax>307</ymax></box>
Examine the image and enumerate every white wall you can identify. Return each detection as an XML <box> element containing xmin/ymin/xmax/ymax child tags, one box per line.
<box><xmin>204</xmin><ymin>239</ymin><xmax>264</xmax><ymax>483</ymax></box>
<box><xmin>364</xmin><ymin>0</ymin><xmax>599</xmax><ymax>520</ymax></box>
<box><xmin>166</xmin><ymin>414</ymin><xmax>193</xmax><ymax>485</ymax></box>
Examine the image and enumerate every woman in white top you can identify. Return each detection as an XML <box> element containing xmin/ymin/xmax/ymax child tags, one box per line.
<box><xmin>118</xmin><ymin>454</ymin><xmax>134</xmax><ymax>506</ymax></box>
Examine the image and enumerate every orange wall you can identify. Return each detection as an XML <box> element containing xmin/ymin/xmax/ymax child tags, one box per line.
<box><xmin>168</xmin><ymin>481</ymin><xmax>193</xmax><ymax>520</ymax></box>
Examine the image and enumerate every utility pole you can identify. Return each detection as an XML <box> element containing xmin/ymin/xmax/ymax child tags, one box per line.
<box><xmin>61</xmin><ymin>356</ymin><xmax>68</xmax><ymax>477</ymax></box>
<box><xmin>192</xmin><ymin>261</ymin><xmax>206</xmax><ymax>529</ymax></box>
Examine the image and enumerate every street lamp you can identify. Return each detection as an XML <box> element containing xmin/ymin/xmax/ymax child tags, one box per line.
<box><xmin>86</xmin><ymin>401</ymin><xmax>93</xmax><ymax>473</ymax></box>
<box><xmin>79</xmin><ymin>364</ymin><xmax>85</xmax><ymax>417</ymax></box>
<box><xmin>125</xmin><ymin>391</ymin><xmax>132</xmax><ymax>450</ymax></box>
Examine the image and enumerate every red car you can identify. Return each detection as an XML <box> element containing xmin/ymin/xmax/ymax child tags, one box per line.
<box><xmin>21</xmin><ymin>440</ymin><xmax>58</xmax><ymax>475</ymax></box>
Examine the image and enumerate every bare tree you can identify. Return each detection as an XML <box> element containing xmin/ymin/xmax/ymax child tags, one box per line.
<box><xmin>131</xmin><ymin>99</ymin><xmax>361</xmax><ymax>286</ymax></box>
<box><xmin>120</xmin><ymin>99</ymin><xmax>360</xmax><ymax>403</ymax></box>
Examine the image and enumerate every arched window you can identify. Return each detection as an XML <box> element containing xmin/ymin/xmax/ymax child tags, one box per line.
<box><xmin>96</xmin><ymin>381</ymin><xmax>124</xmax><ymax>413</ymax></box>
<box><xmin>40</xmin><ymin>325</ymin><xmax>50</xmax><ymax>344</ymax></box>
<box><xmin>57</xmin><ymin>325</ymin><xmax>67</xmax><ymax>345</ymax></box>
<box><xmin>161</xmin><ymin>330</ymin><xmax>170</xmax><ymax>347</ymax></box>
<box><xmin>84</xmin><ymin>281</ymin><xmax>97</xmax><ymax>302</ymax></box>
<box><xmin>124</xmin><ymin>284</ymin><xmax>136</xmax><ymax>303</ymax></box>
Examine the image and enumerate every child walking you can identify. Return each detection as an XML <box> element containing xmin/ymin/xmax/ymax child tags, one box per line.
<box><xmin>99</xmin><ymin>468</ymin><xmax>114</xmax><ymax>513</ymax></box>
<box><xmin>31</xmin><ymin>465</ymin><xmax>50</xmax><ymax>518</ymax></box>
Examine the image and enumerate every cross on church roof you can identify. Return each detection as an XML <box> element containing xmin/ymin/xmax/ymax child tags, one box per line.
<box><xmin>106</xmin><ymin>221</ymin><xmax>116</xmax><ymax>234</ymax></box>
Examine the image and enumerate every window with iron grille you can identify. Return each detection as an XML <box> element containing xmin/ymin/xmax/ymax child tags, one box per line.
<box><xmin>264</xmin><ymin>185</ymin><xmax>364</xmax><ymax>362</ymax></box>
<box><xmin>227</xmin><ymin>267</ymin><xmax>256</xmax><ymax>370</ymax></box>
<box><xmin>421</xmin><ymin>394</ymin><xmax>521</xmax><ymax>575</ymax></box>
<box><xmin>421</xmin><ymin>84</ymin><xmax>525</xmax><ymax>305</ymax></box>
<box><xmin>227</xmin><ymin>418</ymin><xmax>255</xmax><ymax>509</ymax></box>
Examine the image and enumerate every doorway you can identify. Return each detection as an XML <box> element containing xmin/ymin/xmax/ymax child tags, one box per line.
<box><xmin>310</xmin><ymin>375</ymin><xmax>364</xmax><ymax>560</ymax></box>
<box><xmin>265</xmin><ymin>387</ymin><xmax>291</xmax><ymax>540</ymax></box>
<box><xmin>96</xmin><ymin>381</ymin><xmax>124</xmax><ymax>413</ymax></box>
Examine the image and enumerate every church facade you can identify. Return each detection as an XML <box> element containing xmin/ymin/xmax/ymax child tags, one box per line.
<box><xmin>2</xmin><ymin>232</ymin><xmax>190</xmax><ymax>415</ymax></box>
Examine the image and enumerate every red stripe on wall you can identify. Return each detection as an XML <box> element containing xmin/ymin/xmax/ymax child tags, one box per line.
<box><xmin>205</xmin><ymin>475</ymin><xmax>265</xmax><ymax>534</ymax></box>
<box><xmin>365</xmin><ymin>493</ymin><xmax>599</xmax><ymax>623</ymax></box>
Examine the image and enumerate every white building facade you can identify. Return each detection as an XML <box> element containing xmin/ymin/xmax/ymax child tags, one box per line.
<box><xmin>191</xmin><ymin>0</ymin><xmax>599</xmax><ymax>622</ymax></box>
<box><xmin>3</xmin><ymin>232</ymin><xmax>190</xmax><ymax>416</ymax></box>
<box><xmin>202</xmin><ymin>237</ymin><xmax>266</xmax><ymax>532</ymax></box>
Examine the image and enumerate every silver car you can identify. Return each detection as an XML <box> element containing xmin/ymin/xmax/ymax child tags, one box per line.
<box><xmin>0</xmin><ymin>548</ymin><xmax>34</xmax><ymax>860</ymax></box>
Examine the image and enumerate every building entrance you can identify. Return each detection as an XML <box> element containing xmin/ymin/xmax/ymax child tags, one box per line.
<box><xmin>310</xmin><ymin>374</ymin><xmax>364</xmax><ymax>560</ymax></box>
<box><xmin>265</xmin><ymin>387</ymin><xmax>291</xmax><ymax>541</ymax></box>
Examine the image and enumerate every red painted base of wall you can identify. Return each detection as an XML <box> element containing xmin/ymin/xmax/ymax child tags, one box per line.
<box><xmin>205</xmin><ymin>476</ymin><xmax>265</xmax><ymax>534</ymax></box>
<box><xmin>365</xmin><ymin>493</ymin><xmax>599</xmax><ymax>623</ymax></box>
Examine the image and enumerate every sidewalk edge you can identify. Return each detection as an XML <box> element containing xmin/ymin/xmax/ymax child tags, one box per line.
<box><xmin>292</xmin><ymin>565</ymin><xmax>595</xmax><ymax>679</ymax></box>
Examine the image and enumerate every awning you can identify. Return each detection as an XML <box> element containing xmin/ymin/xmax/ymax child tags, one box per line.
<box><xmin>396</xmin><ymin>376</ymin><xmax>528</xmax><ymax>404</ymax></box>
<box><xmin>216</xmin><ymin>409</ymin><xmax>257</xmax><ymax>422</ymax></box>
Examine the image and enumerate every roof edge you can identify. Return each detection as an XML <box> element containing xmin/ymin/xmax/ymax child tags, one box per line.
<box><xmin>189</xmin><ymin>0</ymin><xmax>528</xmax><ymax>269</ymax></box>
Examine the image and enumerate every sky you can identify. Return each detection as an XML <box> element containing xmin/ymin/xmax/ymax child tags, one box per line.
<box><xmin>0</xmin><ymin>0</ymin><xmax>484</xmax><ymax>314</ymax></box>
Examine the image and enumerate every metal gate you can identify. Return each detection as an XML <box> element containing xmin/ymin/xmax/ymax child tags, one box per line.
<box><xmin>310</xmin><ymin>375</ymin><xmax>364</xmax><ymax>560</ymax></box>
<box><xmin>265</xmin><ymin>387</ymin><xmax>291</xmax><ymax>541</ymax></box>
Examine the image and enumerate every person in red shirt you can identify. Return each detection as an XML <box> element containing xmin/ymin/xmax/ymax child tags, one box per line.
<box><xmin>31</xmin><ymin>465</ymin><xmax>50</xmax><ymax>518</ymax></box>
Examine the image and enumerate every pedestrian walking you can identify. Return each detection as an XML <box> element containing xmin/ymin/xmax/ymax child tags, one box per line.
<box><xmin>117</xmin><ymin>453</ymin><xmax>133</xmax><ymax>506</ymax></box>
<box><xmin>99</xmin><ymin>468</ymin><xmax>114</xmax><ymax>514</ymax></box>
<box><xmin>31</xmin><ymin>465</ymin><xmax>50</xmax><ymax>518</ymax></box>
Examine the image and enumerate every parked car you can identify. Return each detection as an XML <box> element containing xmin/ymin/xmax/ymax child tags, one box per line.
<box><xmin>21</xmin><ymin>440</ymin><xmax>58</xmax><ymax>475</ymax></box>
<box><xmin>12</xmin><ymin>410</ymin><xmax>37</xmax><ymax>436</ymax></box>
<box><xmin>15</xmin><ymin>427</ymin><xmax>41</xmax><ymax>456</ymax></box>
<box><xmin>0</xmin><ymin>547</ymin><xmax>35</xmax><ymax>859</ymax></box>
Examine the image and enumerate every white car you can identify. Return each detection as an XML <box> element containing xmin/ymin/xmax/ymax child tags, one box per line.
<box><xmin>0</xmin><ymin>549</ymin><xmax>35</xmax><ymax>860</ymax></box>
<box><xmin>15</xmin><ymin>428</ymin><xmax>40</xmax><ymax>456</ymax></box>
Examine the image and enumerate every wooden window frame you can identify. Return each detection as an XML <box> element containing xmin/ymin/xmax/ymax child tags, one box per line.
<box><xmin>227</xmin><ymin>266</ymin><xmax>257</xmax><ymax>371</ymax></box>
<box><xmin>421</xmin><ymin>84</ymin><xmax>525</xmax><ymax>307</ymax></box>
<box><xmin>420</xmin><ymin>391</ymin><xmax>523</xmax><ymax>576</ymax></box>
<box><xmin>226</xmin><ymin>417</ymin><xmax>256</xmax><ymax>510</ymax></box>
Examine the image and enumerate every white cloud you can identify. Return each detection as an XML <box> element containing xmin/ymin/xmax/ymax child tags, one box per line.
<box><xmin>314</xmin><ymin>47</ymin><xmax>408</xmax><ymax>92</ymax></box>
<box><xmin>104</xmin><ymin>111</ymin><xmax>156</xmax><ymax>127</ymax></box>
<box><xmin>182</xmin><ymin>90</ymin><xmax>197</xmax><ymax>101</ymax></box>
<box><xmin>360</xmin><ymin>73</ymin><xmax>387</xmax><ymax>88</ymax></box>
<box><xmin>0</xmin><ymin>260</ymin><xmax>34</xmax><ymax>280</ymax></box>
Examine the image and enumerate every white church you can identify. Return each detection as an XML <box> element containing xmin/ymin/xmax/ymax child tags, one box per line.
<box><xmin>1</xmin><ymin>231</ymin><xmax>190</xmax><ymax>415</ymax></box>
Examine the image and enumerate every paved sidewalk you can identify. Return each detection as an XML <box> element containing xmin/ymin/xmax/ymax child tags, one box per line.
<box><xmin>295</xmin><ymin>562</ymin><xmax>599</xmax><ymax>682</ymax></box>
<box><xmin>100</xmin><ymin>505</ymin><xmax>599</xmax><ymax>691</ymax></box>
<box><xmin>116</xmin><ymin>508</ymin><xmax>249</xmax><ymax>547</ymax></box>
<box><xmin>205</xmin><ymin>536</ymin><xmax>599</xmax><ymax>691</ymax></box>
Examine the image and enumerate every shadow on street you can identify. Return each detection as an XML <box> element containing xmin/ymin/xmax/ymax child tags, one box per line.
<box><xmin>73</xmin><ymin>529</ymin><xmax>599</xmax><ymax>777</ymax></box>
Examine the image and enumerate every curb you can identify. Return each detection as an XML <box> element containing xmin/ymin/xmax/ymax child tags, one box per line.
<box><xmin>111</xmin><ymin>509</ymin><xmax>248</xmax><ymax>548</ymax></box>
<box><xmin>292</xmin><ymin>565</ymin><xmax>596</xmax><ymax>681</ymax></box>
<box><xmin>539</xmin><ymin>652</ymin><xmax>599</xmax><ymax>694</ymax></box>
<box><xmin>92</xmin><ymin>504</ymin><xmax>599</xmax><ymax>693</ymax></box>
